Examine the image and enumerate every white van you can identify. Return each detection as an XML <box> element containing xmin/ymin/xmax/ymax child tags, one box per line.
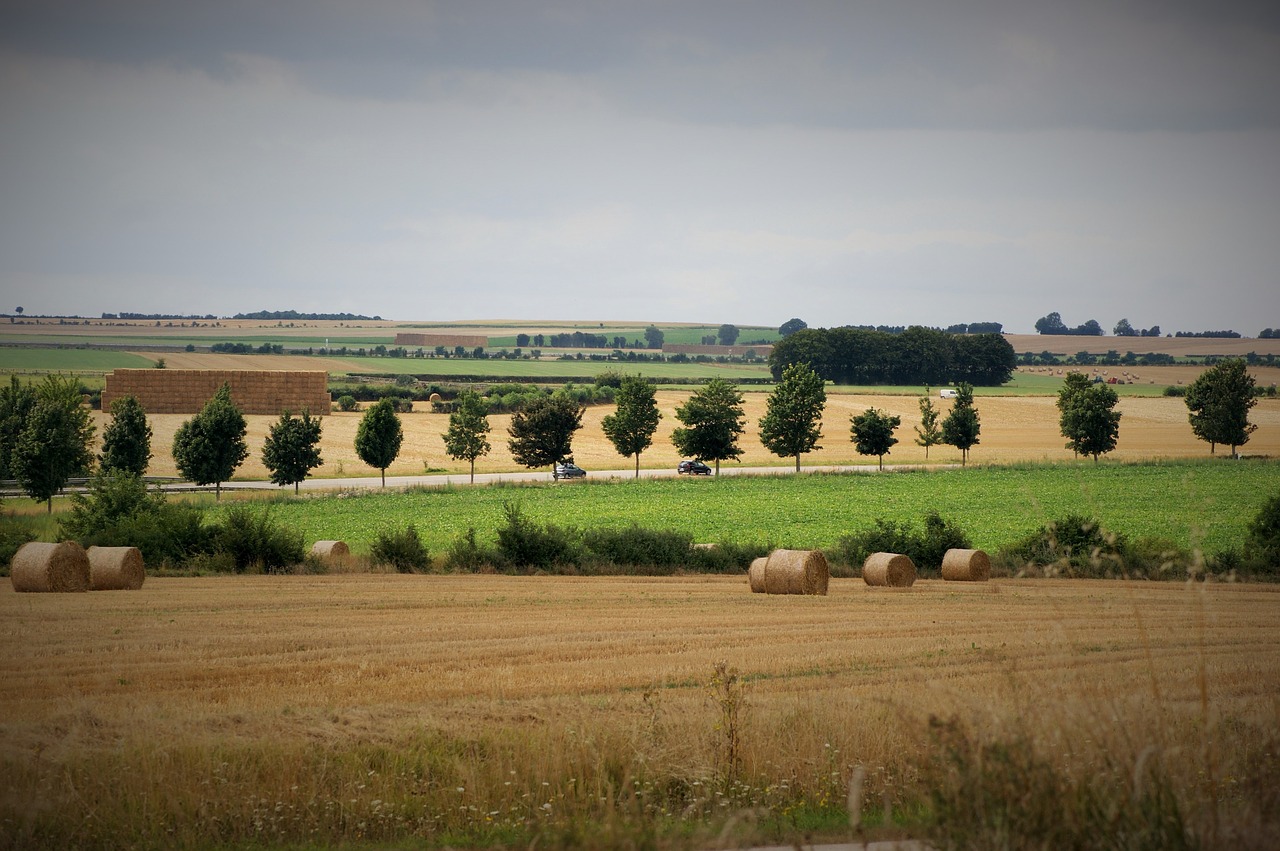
<box><xmin>939</xmin><ymin>389</ymin><xmax>957</xmax><ymax>399</ymax></box>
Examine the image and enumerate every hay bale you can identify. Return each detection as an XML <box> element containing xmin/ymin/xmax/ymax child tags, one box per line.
<box><xmin>310</xmin><ymin>540</ymin><xmax>351</xmax><ymax>561</ymax></box>
<box><xmin>761</xmin><ymin>549</ymin><xmax>829</xmax><ymax>595</ymax></box>
<box><xmin>748</xmin><ymin>557</ymin><xmax>767</xmax><ymax>593</ymax></box>
<box><xmin>10</xmin><ymin>541</ymin><xmax>91</xmax><ymax>593</ymax></box>
<box><xmin>87</xmin><ymin>546</ymin><xmax>146</xmax><ymax>591</ymax></box>
<box><xmin>941</xmin><ymin>548</ymin><xmax>991</xmax><ymax>582</ymax></box>
<box><xmin>862</xmin><ymin>552</ymin><xmax>916</xmax><ymax>587</ymax></box>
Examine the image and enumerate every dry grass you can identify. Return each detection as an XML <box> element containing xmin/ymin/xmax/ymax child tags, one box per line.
<box><xmin>89</xmin><ymin>392</ymin><xmax>1280</xmax><ymax>481</ymax></box>
<box><xmin>1</xmin><ymin>575</ymin><xmax>1277</xmax><ymax>847</ymax></box>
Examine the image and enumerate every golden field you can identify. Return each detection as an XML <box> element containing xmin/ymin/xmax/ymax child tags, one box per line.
<box><xmin>90</xmin><ymin>390</ymin><xmax>1280</xmax><ymax>481</ymax></box>
<box><xmin>1</xmin><ymin>574</ymin><xmax>1278</xmax><ymax>848</ymax></box>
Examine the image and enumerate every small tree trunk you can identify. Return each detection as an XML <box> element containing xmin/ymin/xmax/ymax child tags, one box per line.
<box><xmin>878</xmin><ymin>454</ymin><xmax>883</xmax><ymax>471</ymax></box>
<box><xmin>216</xmin><ymin>481</ymin><xmax>222</xmax><ymax>500</ymax></box>
<box><xmin>794</xmin><ymin>455</ymin><xmax>800</xmax><ymax>473</ymax></box>
<box><xmin>715</xmin><ymin>459</ymin><xmax>721</xmax><ymax>476</ymax></box>
<box><xmin>635</xmin><ymin>453</ymin><xmax>640</xmax><ymax>479</ymax></box>
<box><xmin>295</xmin><ymin>481</ymin><xmax>300</xmax><ymax>493</ymax></box>
<box><xmin>469</xmin><ymin>459</ymin><xmax>475</xmax><ymax>484</ymax></box>
<box><xmin>381</xmin><ymin>468</ymin><xmax>386</xmax><ymax>487</ymax></box>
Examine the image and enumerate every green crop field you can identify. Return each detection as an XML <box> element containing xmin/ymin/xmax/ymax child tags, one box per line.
<box><xmin>0</xmin><ymin>347</ymin><xmax>155</xmax><ymax>372</ymax></box>
<box><xmin>214</xmin><ymin>460</ymin><xmax>1276</xmax><ymax>558</ymax></box>
<box><xmin>335</xmin><ymin>357</ymin><xmax>772</xmax><ymax>380</ymax></box>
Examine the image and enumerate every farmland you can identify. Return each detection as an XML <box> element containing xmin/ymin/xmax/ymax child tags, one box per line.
<box><xmin>1</xmin><ymin>575</ymin><xmax>1277</xmax><ymax>849</ymax></box>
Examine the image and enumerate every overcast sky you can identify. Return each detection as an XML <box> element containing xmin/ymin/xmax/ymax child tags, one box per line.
<box><xmin>2</xmin><ymin>1</ymin><xmax>1278</xmax><ymax>333</ymax></box>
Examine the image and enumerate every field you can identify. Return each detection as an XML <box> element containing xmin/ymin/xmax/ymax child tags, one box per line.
<box><xmin>212</xmin><ymin>461</ymin><xmax>1278</xmax><ymax>558</ymax></box>
<box><xmin>2</xmin><ymin>575</ymin><xmax>1277</xmax><ymax>848</ymax></box>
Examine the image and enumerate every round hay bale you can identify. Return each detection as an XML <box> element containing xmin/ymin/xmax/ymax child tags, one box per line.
<box><xmin>762</xmin><ymin>549</ymin><xmax>829</xmax><ymax>595</ymax></box>
<box><xmin>88</xmin><ymin>546</ymin><xmax>146</xmax><ymax>591</ymax></box>
<box><xmin>941</xmin><ymin>548</ymin><xmax>990</xmax><ymax>582</ymax></box>
<box><xmin>429</xmin><ymin>392</ymin><xmax>442</xmax><ymax>402</ymax></box>
<box><xmin>862</xmin><ymin>552</ymin><xmax>916</xmax><ymax>587</ymax></box>
<box><xmin>310</xmin><ymin>540</ymin><xmax>351</xmax><ymax>560</ymax></box>
<box><xmin>748</xmin><ymin>557</ymin><xmax>767</xmax><ymax>593</ymax></box>
<box><xmin>10</xmin><ymin>541</ymin><xmax>90</xmax><ymax>593</ymax></box>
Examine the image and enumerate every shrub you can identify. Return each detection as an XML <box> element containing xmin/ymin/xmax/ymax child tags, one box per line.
<box><xmin>829</xmin><ymin>512</ymin><xmax>971</xmax><ymax>577</ymax></box>
<box><xmin>60</xmin><ymin>471</ymin><xmax>215</xmax><ymax>567</ymax></box>
<box><xmin>370</xmin><ymin>524</ymin><xmax>430</xmax><ymax>573</ymax></box>
<box><xmin>444</xmin><ymin>527</ymin><xmax>497</xmax><ymax>573</ymax></box>
<box><xmin>582</xmin><ymin>525</ymin><xmax>693</xmax><ymax>573</ymax></box>
<box><xmin>337</xmin><ymin>395</ymin><xmax>358</xmax><ymax>412</ymax></box>
<box><xmin>997</xmin><ymin>514</ymin><xmax>1126</xmax><ymax>577</ymax></box>
<box><xmin>1162</xmin><ymin>385</ymin><xmax>1186</xmax><ymax>397</ymax></box>
<box><xmin>391</xmin><ymin>397</ymin><xmax>413</xmax><ymax>413</ymax></box>
<box><xmin>0</xmin><ymin>516</ymin><xmax>37</xmax><ymax>575</ymax></box>
<box><xmin>213</xmin><ymin>505</ymin><xmax>305</xmax><ymax>574</ymax></box>
<box><xmin>494</xmin><ymin>502</ymin><xmax>580</xmax><ymax>571</ymax></box>
<box><xmin>1247</xmin><ymin>493</ymin><xmax>1280</xmax><ymax>564</ymax></box>
<box><xmin>686</xmin><ymin>539</ymin><xmax>771</xmax><ymax>574</ymax></box>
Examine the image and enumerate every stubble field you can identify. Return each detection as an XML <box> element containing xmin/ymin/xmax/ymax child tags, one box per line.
<box><xmin>2</xmin><ymin>575</ymin><xmax>1277</xmax><ymax>848</ymax></box>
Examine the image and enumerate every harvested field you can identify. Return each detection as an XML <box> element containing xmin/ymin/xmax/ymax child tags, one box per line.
<box><xmin>0</xmin><ymin>575</ymin><xmax>1277</xmax><ymax>848</ymax></box>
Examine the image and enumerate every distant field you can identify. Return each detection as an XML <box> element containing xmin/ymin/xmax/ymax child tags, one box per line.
<box><xmin>0</xmin><ymin>347</ymin><xmax>154</xmax><ymax>372</ymax></box>
<box><xmin>213</xmin><ymin>460</ymin><xmax>1277</xmax><ymax>557</ymax></box>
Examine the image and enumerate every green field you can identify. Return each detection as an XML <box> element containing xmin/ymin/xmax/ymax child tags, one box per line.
<box><xmin>0</xmin><ymin>347</ymin><xmax>154</xmax><ymax>372</ymax></box>
<box><xmin>214</xmin><ymin>460</ymin><xmax>1277</xmax><ymax>558</ymax></box>
<box><xmin>334</xmin><ymin>357</ymin><xmax>771</xmax><ymax>380</ymax></box>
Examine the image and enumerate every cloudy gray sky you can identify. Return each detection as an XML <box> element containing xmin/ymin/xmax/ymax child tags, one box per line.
<box><xmin>2</xmin><ymin>1</ymin><xmax>1278</xmax><ymax>333</ymax></box>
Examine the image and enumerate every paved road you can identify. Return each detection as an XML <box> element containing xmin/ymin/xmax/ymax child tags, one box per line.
<box><xmin>209</xmin><ymin>462</ymin><xmax>955</xmax><ymax>493</ymax></box>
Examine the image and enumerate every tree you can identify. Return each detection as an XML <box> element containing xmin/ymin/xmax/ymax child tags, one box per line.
<box><xmin>1185</xmin><ymin>359</ymin><xmax>1257</xmax><ymax>456</ymax></box>
<box><xmin>718</xmin><ymin>324</ymin><xmax>740</xmax><ymax>346</ymax></box>
<box><xmin>0</xmin><ymin>376</ymin><xmax>37</xmax><ymax>480</ymax></box>
<box><xmin>914</xmin><ymin>396</ymin><xmax>942</xmax><ymax>459</ymax></box>
<box><xmin>355</xmin><ymin>398</ymin><xmax>403</xmax><ymax>486</ymax></box>
<box><xmin>262</xmin><ymin>410</ymin><xmax>324</xmax><ymax>492</ymax></box>
<box><xmin>758</xmin><ymin>362</ymin><xmax>826</xmax><ymax>471</ymax></box>
<box><xmin>1056</xmin><ymin>372</ymin><xmax>1095</xmax><ymax>459</ymax></box>
<box><xmin>100</xmin><ymin>395</ymin><xmax>152</xmax><ymax>476</ymax></box>
<box><xmin>1034</xmin><ymin>312</ymin><xmax>1066</xmax><ymax>335</ymax></box>
<box><xmin>1059</xmin><ymin>380</ymin><xmax>1122</xmax><ymax>463</ymax></box>
<box><xmin>941</xmin><ymin>382</ymin><xmax>981</xmax><ymax>466</ymax></box>
<box><xmin>779</xmin><ymin>317</ymin><xmax>808</xmax><ymax>337</ymax></box>
<box><xmin>507</xmin><ymin>395</ymin><xmax>584</xmax><ymax>473</ymax></box>
<box><xmin>644</xmin><ymin>325</ymin><xmax>665</xmax><ymax>349</ymax></box>
<box><xmin>11</xmin><ymin>375</ymin><xmax>96</xmax><ymax>512</ymax></box>
<box><xmin>172</xmin><ymin>383</ymin><xmax>248</xmax><ymax>499</ymax></box>
<box><xmin>442</xmin><ymin>391</ymin><xmax>491</xmax><ymax>483</ymax></box>
<box><xmin>601</xmin><ymin>376</ymin><xmax>661</xmax><ymax>478</ymax></box>
<box><xmin>671</xmin><ymin>378</ymin><xmax>745</xmax><ymax>475</ymax></box>
<box><xmin>1114</xmin><ymin>318</ymin><xmax>1136</xmax><ymax>337</ymax></box>
<box><xmin>850</xmin><ymin>408</ymin><xmax>901</xmax><ymax>470</ymax></box>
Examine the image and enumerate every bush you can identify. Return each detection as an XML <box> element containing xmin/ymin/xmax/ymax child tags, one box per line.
<box><xmin>582</xmin><ymin>525</ymin><xmax>693</xmax><ymax>573</ymax></box>
<box><xmin>444</xmin><ymin>527</ymin><xmax>497</xmax><ymax>573</ymax></box>
<box><xmin>391</xmin><ymin>398</ymin><xmax>413</xmax><ymax>413</ymax></box>
<box><xmin>494</xmin><ymin>502</ymin><xmax>580</xmax><ymax>571</ymax></box>
<box><xmin>370</xmin><ymin>524</ymin><xmax>430</xmax><ymax>573</ymax></box>
<box><xmin>1162</xmin><ymin>385</ymin><xmax>1186</xmax><ymax>397</ymax></box>
<box><xmin>213</xmin><ymin>505</ymin><xmax>305</xmax><ymax>574</ymax></box>
<box><xmin>686</xmin><ymin>539</ymin><xmax>771</xmax><ymax>574</ymax></box>
<box><xmin>60</xmin><ymin>471</ymin><xmax>215</xmax><ymax>567</ymax></box>
<box><xmin>997</xmin><ymin>514</ymin><xmax>1126</xmax><ymax>578</ymax></box>
<box><xmin>0</xmin><ymin>517</ymin><xmax>37</xmax><ymax>575</ymax></box>
<box><xmin>829</xmin><ymin>512</ymin><xmax>971</xmax><ymax>577</ymax></box>
<box><xmin>1248</xmin><ymin>493</ymin><xmax>1280</xmax><ymax>563</ymax></box>
<box><xmin>337</xmin><ymin>395</ymin><xmax>358</xmax><ymax>412</ymax></box>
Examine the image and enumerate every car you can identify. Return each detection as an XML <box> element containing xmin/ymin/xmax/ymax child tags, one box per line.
<box><xmin>552</xmin><ymin>462</ymin><xmax>586</xmax><ymax>480</ymax></box>
<box><xmin>677</xmin><ymin>459</ymin><xmax>712</xmax><ymax>475</ymax></box>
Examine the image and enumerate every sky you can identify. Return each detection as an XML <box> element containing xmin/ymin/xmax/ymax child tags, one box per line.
<box><xmin>2</xmin><ymin>1</ymin><xmax>1279</xmax><ymax>334</ymax></box>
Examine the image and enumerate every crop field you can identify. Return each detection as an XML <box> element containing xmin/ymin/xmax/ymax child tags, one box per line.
<box><xmin>0</xmin><ymin>347</ymin><xmax>154</xmax><ymax>372</ymax></box>
<box><xmin>220</xmin><ymin>460</ymin><xmax>1276</xmax><ymax>557</ymax></box>
<box><xmin>1</xmin><ymin>575</ymin><xmax>1277</xmax><ymax>849</ymax></box>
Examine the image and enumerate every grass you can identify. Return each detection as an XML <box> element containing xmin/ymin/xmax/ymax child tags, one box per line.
<box><xmin>1</xmin><ymin>575</ymin><xmax>1276</xmax><ymax>848</ymax></box>
<box><xmin>204</xmin><ymin>460</ymin><xmax>1277</xmax><ymax>557</ymax></box>
<box><xmin>0</xmin><ymin>347</ymin><xmax>154</xmax><ymax>372</ymax></box>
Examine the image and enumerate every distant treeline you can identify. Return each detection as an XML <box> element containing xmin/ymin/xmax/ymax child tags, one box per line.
<box><xmin>102</xmin><ymin>312</ymin><xmax>218</xmax><ymax>320</ymax></box>
<box><xmin>232</xmin><ymin>310</ymin><xmax>382</xmax><ymax>321</ymax></box>
<box><xmin>1174</xmin><ymin>330</ymin><xmax>1241</xmax><ymax>339</ymax></box>
<box><xmin>769</xmin><ymin>327</ymin><xmax>1017</xmax><ymax>386</ymax></box>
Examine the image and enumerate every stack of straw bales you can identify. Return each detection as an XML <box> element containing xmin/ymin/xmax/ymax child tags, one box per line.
<box><xmin>88</xmin><ymin>546</ymin><xmax>146</xmax><ymax>590</ymax></box>
<box><xmin>862</xmin><ymin>552</ymin><xmax>917</xmax><ymax>587</ymax></box>
<box><xmin>310</xmin><ymin>540</ymin><xmax>350</xmax><ymax>561</ymax></box>
<box><xmin>10</xmin><ymin>542</ymin><xmax>91</xmax><ymax>592</ymax></box>
<box><xmin>942</xmin><ymin>548</ymin><xmax>991</xmax><ymax>582</ymax></box>
<box><xmin>101</xmin><ymin>369</ymin><xmax>330</xmax><ymax>415</ymax></box>
<box><xmin>748</xmin><ymin>549</ymin><xmax>829</xmax><ymax>595</ymax></box>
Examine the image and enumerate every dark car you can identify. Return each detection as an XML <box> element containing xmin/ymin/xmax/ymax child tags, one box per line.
<box><xmin>552</xmin><ymin>462</ymin><xmax>587</xmax><ymax>480</ymax></box>
<box><xmin>677</xmin><ymin>460</ymin><xmax>712</xmax><ymax>475</ymax></box>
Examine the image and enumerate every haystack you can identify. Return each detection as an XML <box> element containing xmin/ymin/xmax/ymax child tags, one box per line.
<box><xmin>942</xmin><ymin>548</ymin><xmax>991</xmax><ymax>582</ymax></box>
<box><xmin>862</xmin><ymin>552</ymin><xmax>916</xmax><ymax>587</ymax></box>
<box><xmin>10</xmin><ymin>541</ymin><xmax>91</xmax><ymax>593</ymax></box>
<box><xmin>760</xmin><ymin>549</ymin><xmax>829</xmax><ymax>595</ymax></box>
<box><xmin>88</xmin><ymin>546</ymin><xmax>146</xmax><ymax>590</ymax></box>
<box><xmin>310</xmin><ymin>540</ymin><xmax>351</xmax><ymax>560</ymax></box>
<box><xmin>748</xmin><ymin>557</ymin><xmax>768</xmax><ymax>593</ymax></box>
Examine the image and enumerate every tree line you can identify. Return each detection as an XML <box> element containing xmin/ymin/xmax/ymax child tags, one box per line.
<box><xmin>768</xmin><ymin>326</ymin><xmax>1017</xmax><ymax>386</ymax></box>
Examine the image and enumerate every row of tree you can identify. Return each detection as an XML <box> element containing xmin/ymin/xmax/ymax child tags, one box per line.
<box><xmin>768</xmin><ymin>326</ymin><xmax>1017</xmax><ymax>386</ymax></box>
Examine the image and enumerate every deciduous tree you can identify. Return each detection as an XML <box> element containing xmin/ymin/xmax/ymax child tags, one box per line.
<box><xmin>601</xmin><ymin>377</ymin><xmax>661</xmax><ymax>478</ymax></box>
<box><xmin>12</xmin><ymin>375</ymin><xmax>96</xmax><ymax>512</ymax></box>
<box><xmin>442</xmin><ymin>391</ymin><xmax>491</xmax><ymax>483</ymax></box>
<box><xmin>507</xmin><ymin>395</ymin><xmax>583</xmax><ymax>473</ymax></box>
<box><xmin>100</xmin><ymin>395</ymin><xmax>152</xmax><ymax>476</ymax></box>
<box><xmin>172</xmin><ymin>383</ymin><xmax>248</xmax><ymax>499</ymax></box>
<box><xmin>758</xmin><ymin>362</ymin><xmax>825</xmax><ymax>471</ymax></box>
<box><xmin>850</xmin><ymin>408</ymin><xmax>901</xmax><ymax>470</ymax></box>
<box><xmin>1056</xmin><ymin>372</ymin><xmax>1094</xmax><ymax>459</ymax></box>
<box><xmin>0</xmin><ymin>376</ymin><xmax>37</xmax><ymax>480</ymax></box>
<box><xmin>717</xmin><ymin>324</ymin><xmax>740</xmax><ymax>346</ymax></box>
<box><xmin>671</xmin><ymin>379</ymin><xmax>745</xmax><ymax>475</ymax></box>
<box><xmin>1059</xmin><ymin>380</ymin><xmax>1122</xmax><ymax>463</ymax></box>
<box><xmin>1185</xmin><ymin>359</ymin><xmax>1257</xmax><ymax>456</ymax></box>
<box><xmin>914</xmin><ymin>396</ymin><xmax>942</xmax><ymax>459</ymax></box>
<box><xmin>355</xmin><ymin>398</ymin><xmax>403</xmax><ymax>486</ymax></box>
<box><xmin>262</xmin><ymin>410</ymin><xmax>324</xmax><ymax>492</ymax></box>
<box><xmin>941</xmin><ymin>382</ymin><xmax>981</xmax><ymax>466</ymax></box>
